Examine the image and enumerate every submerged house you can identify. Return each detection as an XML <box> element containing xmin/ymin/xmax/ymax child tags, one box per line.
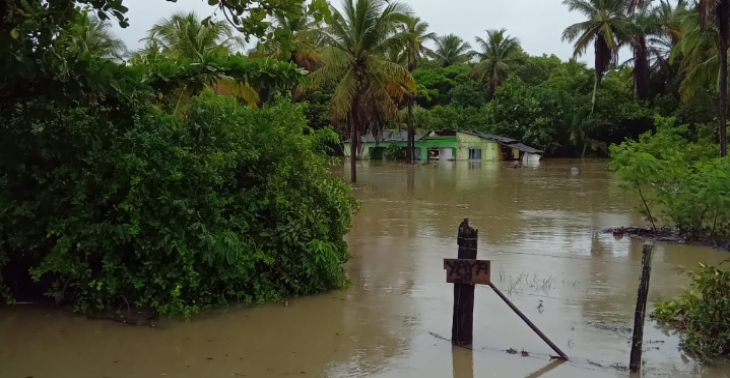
<box><xmin>343</xmin><ymin>130</ymin><xmax>543</xmax><ymax>162</ymax></box>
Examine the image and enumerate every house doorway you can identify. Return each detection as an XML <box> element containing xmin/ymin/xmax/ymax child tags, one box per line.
<box><xmin>369</xmin><ymin>146</ymin><xmax>386</xmax><ymax>160</ymax></box>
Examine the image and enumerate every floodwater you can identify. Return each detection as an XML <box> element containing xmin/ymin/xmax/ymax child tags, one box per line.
<box><xmin>1</xmin><ymin>159</ymin><xmax>729</xmax><ymax>378</ymax></box>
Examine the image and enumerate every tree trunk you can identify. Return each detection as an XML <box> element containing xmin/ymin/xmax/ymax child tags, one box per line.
<box><xmin>719</xmin><ymin>31</ymin><xmax>728</xmax><ymax>157</ymax></box>
<box><xmin>590</xmin><ymin>73</ymin><xmax>599</xmax><ymax>116</ymax></box>
<box><xmin>634</xmin><ymin>39</ymin><xmax>651</xmax><ymax>101</ymax></box>
<box><xmin>350</xmin><ymin>109</ymin><xmax>357</xmax><ymax>183</ymax></box>
<box><xmin>407</xmin><ymin>96</ymin><xmax>415</xmax><ymax>164</ymax></box>
<box><xmin>407</xmin><ymin>60</ymin><xmax>416</xmax><ymax>165</ymax></box>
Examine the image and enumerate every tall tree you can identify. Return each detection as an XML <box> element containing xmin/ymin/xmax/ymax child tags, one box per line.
<box><xmin>628</xmin><ymin>4</ymin><xmax>661</xmax><ymax>100</ymax></box>
<box><xmin>143</xmin><ymin>12</ymin><xmax>244</xmax><ymax>62</ymax></box>
<box><xmin>671</xmin><ymin>1</ymin><xmax>730</xmax><ymax>156</ymax></box>
<box><xmin>472</xmin><ymin>29</ymin><xmax>522</xmax><ymax>97</ymax></box>
<box><xmin>140</xmin><ymin>12</ymin><xmax>259</xmax><ymax>112</ymax></box>
<box><xmin>399</xmin><ymin>16</ymin><xmax>434</xmax><ymax>163</ymax></box>
<box><xmin>252</xmin><ymin>7</ymin><xmax>323</xmax><ymax>71</ymax></box>
<box><xmin>311</xmin><ymin>0</ymin><xmax>415</xmax><ymax>183</ymax></box>
<box><xmin>562</xmin><ymin>0</ymin><xmax>637</xmax><ymax>112</ymax></box>
<box><xmin>655</xmin><ymin>0</ymin><xmax>685</xmax><ymax>46</ymax></box>
<box><xmin>429</xmin><ymin>34</ymin><xmax>473</xmax><ymax>67</ymax></box>
<box><xmin>250</xmin><ymin>6</ymin><xmax>324</xmax><ymax>101</ymax></box>
<box><xmin>673</xmin><ymin>6</ymin><xmax>718</xmax><ymax>100</ymax></box>
<box><xmin>698</xmin><ymin>0</ymin><xmax>730</xmax><ymax>156</ymax></box>
<box><xmin>67</xmin><ymin>11</ymin><xmax>127</xmax><ymax>60</ymax></box>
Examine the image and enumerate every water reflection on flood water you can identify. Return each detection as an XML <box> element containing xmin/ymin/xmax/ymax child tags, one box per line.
<box><xmin>1</xmin><ymin>159</ymin><xmax>729</xmax><ymax>378</ymax></box>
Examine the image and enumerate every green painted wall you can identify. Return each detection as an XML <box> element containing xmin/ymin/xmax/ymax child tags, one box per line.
<box><xmin>342</xmin><ymin>141</ymin><xmax>408</xmax><ymax>158</ymax></box>
<box><xmin>415</xmin><ymin>136</ymin><xmax>457</xmax><ymax>161</ymax></box>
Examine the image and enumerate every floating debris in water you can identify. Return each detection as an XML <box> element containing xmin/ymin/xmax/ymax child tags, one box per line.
<box><xmin>506</xmin><ymin>348</ymin><xmax>518</xmax><ymax>354</ymax></box>
<box><xmin>587</xmin><ymin>359</ymin><xmax>604</xmax><ymax>367</ymax></box>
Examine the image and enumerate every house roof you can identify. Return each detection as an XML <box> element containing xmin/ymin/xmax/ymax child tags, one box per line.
<box><xmin>344</xmin><ymin>130</ymin><xmax>423</xmax><ymax>144</ymax></box>
<box><xmin>459</xmin><ymin>131</ymin><xmax>520</xmax><ymax>144</ymax></box>
<box><xmin>458</xmin><ymin>130</ymin><xmax>544</xmax><ymax>154</ymax></box>
<box><xmin>505</xmin><ymin>143</ymin><xmax>544</xmax><ymax>154</ymax></box>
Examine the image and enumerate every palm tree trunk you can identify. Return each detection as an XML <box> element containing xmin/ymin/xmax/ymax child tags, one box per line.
<box><xmin>349</xmin><ymin>108</ymin><xmax>357</xmax><ymax>183</ymax></box>
<box><xmin>406</xmin><ymin>60</ymin><xmax>416</xmax><ymax>165</ymax></box>
<box><xmin>634</xmin><ymin>39</ymin><xmax>651</xmax><ymax>101</ymax></box>
<box><xmin>590</xmin><ymin>73</ymin><xmax>599</xmax><ymax>116</ymax></box>
<box><xmin>407</xmin><ymin>96</ymin><xmax>414</xmax><ymax>164</ymax></box>
<box><xmin>719</xmin><ymin>32</ymin><xmax>728</xmax><ymax>157</ymax></box>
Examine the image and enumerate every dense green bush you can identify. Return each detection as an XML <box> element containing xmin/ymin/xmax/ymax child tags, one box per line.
<box><xmin>0</xmin><ymin>92</ymin><xmax>357</xmax><ymax>317</ymax></box>
<box><xmin>384</xmin><ymin>144</ymin><xmax>405</xmax><ymax>161</ymax></box>
<box><xmin>652</xmin><ymin>262</ymin><xmax>730</xmax><ymax>358</ymax></box>
<box><xmin>610</xmin><ymin>116</ymin><xmax>729</xmax><ymax>238</ymax></box>
<box><xmin>411</xmin><ymin>65</ymin><xmax>471</xmax><ymax>107</ymax></box>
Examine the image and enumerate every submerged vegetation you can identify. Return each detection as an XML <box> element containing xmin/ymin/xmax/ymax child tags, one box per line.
<box><xmin>610</xmin><ymin>115</ymin><xmax>728</xmax><ymax>239</ymax></box>
<box><xmin>652</xmin><ymin>262</ymin><xmax>730</xmax><ymax>358</ymax></box>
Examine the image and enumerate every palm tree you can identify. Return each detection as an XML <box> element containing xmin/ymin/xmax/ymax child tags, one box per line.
<box><xmin>399</xmin><ymin>16</ymin><xmax>434</xmax><ymax>163</ymax></box>
<box><xmin>655</xmin><ymin>0</ymin><xmax>685</xmax><ymax>47</ymax></box>
<box><xmin>472</xmin><ymin>29</ymin><xmax>522</xmax><ymax>97</ymax></box>
<box><xmin>252</xmin><ymin>8</ymin><xmax>323</xmax><ymax>71</ymax></box>
<box><xmin>429</xmin><ymin>34</ymin><xmax>473</xmax><ymax>67</ymax></box>
<box><xmin>668</xmin><ymin>1</ymin><xmax>729</xmax><ymax>156</ymax></box>
<box><xmin>548</xmin><ymin>59</ymin><xmax>591</xmax><ymax>89</ymax></box>
<box><xmin>630</xmin><ymin>0</ymin><xmax>686</xmax><ymax>13</ymax></box>
<box><xmin>311</xmin><ymin>0</ymin><xmax>415</xmax><ymax>183</ymax></box>
<box><xmin>562</xmin><ymin>0</ymin><xmax>637</xmax><ymax>112</ymax></box>
<box><xmin>129</xmin><ymin>40</ymin><xmax>164</xmax><ymax>64</ymax></box>
<box><xmin>140</xmin><ymin>12</ymin><xmax>257</xmax><ymax>113</ymax></box>
<box><xmin>143</xmin><ymin>12</ymin><xmax>244</xmax><ymax>62</ymax></box>
<box><xmin>624</xmin><ymin>2</ymin><xmax>685</xmax><ymax>100</ymax></box>
<box><xmin>250</xmin><ymin>7</ymin><xmax>323</xmax><ymax>102</ymax></box>
<box><xmin>697</xmin><ymin>0</ymin><xmax>730</xmax><ymax>156</ymax></box>
<box><xmin>627</xmin><ymin>4</ymin><xmax>661</xmax><ymax>100</ymax></box>
<box><xmin>68</xmin><ymin>12</ymin><xmax>126</xmax><ymax>59</ymax></box>
<box><xmin>673</xmin><ymin>8</ymin><xmax>718</xmax><ymax>100</ymax></box>
<box><xmin>645</xmin><ymin>1</ymin><xmax>687</xmax><ymax>95</ymax></box>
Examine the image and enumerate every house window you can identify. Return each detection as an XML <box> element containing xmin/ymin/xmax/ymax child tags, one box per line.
<box><xmin>468</xmin><ymin>148</ymin><xmax>482</xmax><ymax>160</ymax></box>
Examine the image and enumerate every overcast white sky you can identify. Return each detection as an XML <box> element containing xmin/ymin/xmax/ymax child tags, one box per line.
<box><xmin>111</xmin><ymin>0</ymin><xmax>603</xmax><ymax>65</ymax></box>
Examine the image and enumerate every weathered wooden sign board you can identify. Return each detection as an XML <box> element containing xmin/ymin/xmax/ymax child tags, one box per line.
<box><xmin>443</xmin><ymin>259</ymin><xmax>490</xmax><ymax>285</ymax></box>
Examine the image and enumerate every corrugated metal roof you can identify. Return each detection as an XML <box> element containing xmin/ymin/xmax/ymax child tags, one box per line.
<box><xmin>457</xmin><ymin>130</ymin><xmax>543</xmax><ymax>154</ymax></box>
<box><xmin>458</xmin><ymin>130</ymin><xmax>520</xmax><ymax>144</ymax></box>
<box><xmin>508</xmin><ymin>143</ymin><xmax>544</xmax><ymax>154</ymax></box>
<box><xmin>345</xmin><ymin>130</ymin><xmax>423</xmax><ymax>143</ymax></box>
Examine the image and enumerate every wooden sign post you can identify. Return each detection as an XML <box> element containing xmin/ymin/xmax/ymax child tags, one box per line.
<box><xmin>444</xmin><ymin>219</ymin><xmax>568</xmax><ymax>360</ymax></box>
<box><xmin>446</xmin><ymin>219</ymin><xmax>482</xmax><ymax>346</ymax></box>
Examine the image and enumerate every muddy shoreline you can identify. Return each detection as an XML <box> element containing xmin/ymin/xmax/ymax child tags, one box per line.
<box><xmin>604</xmin><ymin>227</ymin><xmax>730</xmax><ymax>252</ymax></box>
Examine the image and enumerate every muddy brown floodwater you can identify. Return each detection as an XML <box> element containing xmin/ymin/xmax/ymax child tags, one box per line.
<box><xmin>2</xmin><ymin>159</ymin><xmax>729</xmax><ymax>378</ymax></box>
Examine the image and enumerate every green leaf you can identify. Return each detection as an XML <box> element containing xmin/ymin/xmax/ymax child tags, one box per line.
<box><xmin>10</xmin><ymin>29</ymin><xmax>19</xmax><ymax>39</ymax></box>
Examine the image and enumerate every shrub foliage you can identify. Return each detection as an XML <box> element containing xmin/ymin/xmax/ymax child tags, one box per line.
<box><xmin>0</xmin><ymin>92</ymin><xmax>357</xmax><ymax>317</ymax></box>
<box><xmin>652</xmin><ymin>262</ymin><xmax>730</xmax><ymax>358</ymax></box>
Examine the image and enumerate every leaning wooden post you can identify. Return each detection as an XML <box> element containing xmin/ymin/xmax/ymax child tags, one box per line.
<box><xmin>452</xmin><ymin>219</ymin><xmax>478</xmax><ymax>346</ymax></box>
<box><xmin>630</xmin><ymin>244</ymin><xmax>655</xmax><ymax>372</ymax></box>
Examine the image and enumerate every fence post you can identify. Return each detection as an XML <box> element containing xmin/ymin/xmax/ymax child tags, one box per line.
<box><xmin>452</xmin><ymin>219</ymin><xmax>478</xmax><ymax>346</ymax></box>
<box><xmin>630</xmin><ymin>244</ymin><xmax>654</xmax><ymax>372</ymax></box>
